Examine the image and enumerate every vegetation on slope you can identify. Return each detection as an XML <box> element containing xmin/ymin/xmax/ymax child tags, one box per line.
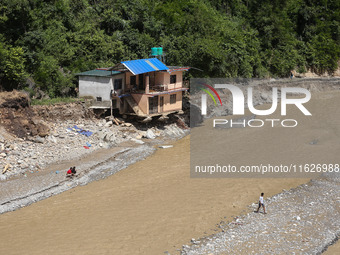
<box><xmin>0</xmin><ymin>0</ymin><xmax>339</xmax><ymax>97</ymax></box>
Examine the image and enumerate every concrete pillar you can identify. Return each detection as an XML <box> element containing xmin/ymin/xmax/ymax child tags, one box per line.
<box><xmin>145</xmin><ymin>74</ymin><xmax>150</xmax><ymax>94</ymax></box>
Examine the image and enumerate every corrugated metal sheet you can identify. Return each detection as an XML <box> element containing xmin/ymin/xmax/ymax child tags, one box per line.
<box><xmin>76</xmin><ymin>69</ymin><xmax>120</xmax><ymax>77</ymax></box>
<box><xmin>121</xmin><ymin>58</ymin><xmax>168</xmax><ymax>75</ymax></box>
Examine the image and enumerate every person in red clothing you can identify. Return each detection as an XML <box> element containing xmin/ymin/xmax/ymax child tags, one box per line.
<box><xmin>66</xmin><ymin>166</ymin><xmax>76</xmax><ymax>177</ymax></box>
<box><xmin>66</xmin><ymin>167</ymin><xmax>73</xmax><ymax>176</ymax></box>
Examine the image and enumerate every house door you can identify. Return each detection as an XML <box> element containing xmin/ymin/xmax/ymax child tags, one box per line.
<box><xmin>149</xmin><ymin>96</ymin><xmax>158</xmax><ymax>114</ymax></box>
<box><xmin>160</xmin><ymin>96</ymin><xmax>164</xmax><ymax>112</ymax></box>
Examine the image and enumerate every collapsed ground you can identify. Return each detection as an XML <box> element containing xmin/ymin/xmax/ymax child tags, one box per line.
<box><xmin>0</xmin><ymin>90</ymin><xmax>189</xmax><ymax>180</ymax></box>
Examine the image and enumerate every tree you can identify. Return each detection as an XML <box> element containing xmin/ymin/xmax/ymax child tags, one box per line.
<box><xmin>0</xmin><ymin>40</ymin><xmax>27</xmax><ymax>90</ymax></box>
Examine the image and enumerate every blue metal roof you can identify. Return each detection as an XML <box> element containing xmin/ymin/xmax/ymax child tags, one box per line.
<box><xmin>76</xmin><ymin>69</ymin><xmax>120</xmax><ymax>77</ymax></box>
<box><xmin>121</xmin><ymin>58</ymin><xmax>168</xmax><ymax>75</ymax></box>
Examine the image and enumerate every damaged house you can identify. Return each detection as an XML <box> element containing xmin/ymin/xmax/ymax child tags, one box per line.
<box><xmin>77</xmin><ymin>58</ymin><xmax>189</xmax><ymax>121</ymax></box>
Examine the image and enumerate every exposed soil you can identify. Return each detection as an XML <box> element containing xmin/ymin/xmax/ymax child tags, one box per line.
<box><xmin>0</xmin><ymin>91</ymin><xmax>49</xmax><ymax>138</ymax></box>
<box><xmin>32</xmin><ymin>102</ymin><xmax>94</xmax><ymax>121</ymax></box>
<box><xmin>0</xmin><ymin>91</ymin><xmax>95</xmax><ymax>139</ymax></box>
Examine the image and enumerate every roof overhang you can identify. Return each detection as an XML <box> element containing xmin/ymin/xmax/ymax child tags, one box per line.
<box><xmin>109</xmin><ymin>63</ymin><xmax>128</xmax><ymax>72</ymax></box>
<box><xmin>167</xmin><ymin>67</ymin><xmax>191</xmax><ymax>73</ymax></box>
<box><xmin>76</xmin><ymin>69</ymin><xmax>121</xmax><ymax>77</ymax></box>
<box><xmin>109</xmin><ymin>58</ymin><xmax>169</xmax><ymax>75</ymax></box>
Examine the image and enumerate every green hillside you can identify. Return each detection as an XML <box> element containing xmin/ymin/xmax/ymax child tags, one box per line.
<box><xmin>0</xmin><ymin>0</ymin><xmax>339</xmax><ymax>97</ymax></box>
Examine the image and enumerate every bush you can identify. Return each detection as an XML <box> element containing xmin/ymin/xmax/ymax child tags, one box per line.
<box><xmin>31</xmin><ymin>97</ymin><xmax>83</xmax><ymax>106</ymax></box>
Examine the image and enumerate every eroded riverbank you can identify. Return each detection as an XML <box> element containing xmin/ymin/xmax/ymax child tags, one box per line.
<box><xmin>0</xmin><ymin>125</ymin><xmax>188</xmax><ymax>214</ymax></box>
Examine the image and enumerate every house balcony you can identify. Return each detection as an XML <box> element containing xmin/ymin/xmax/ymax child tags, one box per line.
<box><xmin>150</xmin><ymin>84</ymin><xmax>168</xmax><ymax>92</ymax></box>
<box><xmin>124</xmin><ymin>83</ymin><xmax>188</xmax><ymax>95</ymax></box>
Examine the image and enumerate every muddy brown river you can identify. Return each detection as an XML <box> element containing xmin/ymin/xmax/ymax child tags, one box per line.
<box><xmin>1</xmin><ymin>90</ymin><xmax>340</xmax><ymax>255</ymax></box>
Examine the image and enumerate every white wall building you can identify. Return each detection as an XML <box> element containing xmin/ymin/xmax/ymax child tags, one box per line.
<box><xmin>77</xmin><ymin>69</ymin><xmax>124</xmax><ymax>108</ymax></box>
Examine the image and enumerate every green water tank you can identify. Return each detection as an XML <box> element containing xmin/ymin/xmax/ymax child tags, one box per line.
<box><xmin>151</xmin><ymin>47</ymin><xmax>158</xmax><ymax>56</ymax></box>
<box><xmin>157</xmin><ymin>47</ymin><xmax>163</xmax><ymax>56</ymax></box>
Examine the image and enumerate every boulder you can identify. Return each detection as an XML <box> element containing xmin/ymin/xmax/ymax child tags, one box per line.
<box><xmin>146</xmin><ymin>129</ymin><xmax>156</xmax><ymax>139</ymax></box>
<box><xmin>104</xmin><ymin>121</ymin><xmax>113</xmax><ymax>127</ymax></box>
<box><xmin>97</xmin><ymin>131</ymin><xmax>106</xmax><ymax>140</ymax></box>
<box><xmin>37</xmin><ymin>123</ymin><xmax>50</xmax><ymax>137</ymax></box>
<box><xmin>47</xmin><ymin>135</ymin><xmax>57</xmax><ymax>143</ymax></box>
<box><xmin>124</xmin><ymin>122</ymin><xmax>133</xmax><ymax>127</ymax></box>
<box><xmin>135</xmin><ymin>134</ymin><xmax>143</xmax><ymax>140</ymax></box>
<box><xmin>138</xmin><ymin>131</ymin><xmax>147</xmax><ymax>138</ymax></box>
<box><xmin>34</xmin><ymin>136</ymin><xmax>44</xmax><ymax>143</ymax></box>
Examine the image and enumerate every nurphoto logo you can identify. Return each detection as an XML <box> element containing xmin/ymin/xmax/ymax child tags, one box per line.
<box><xmin>200</xmin><ymin>83</ymin><xmax>312</xmax><ymax>128</ymax></box>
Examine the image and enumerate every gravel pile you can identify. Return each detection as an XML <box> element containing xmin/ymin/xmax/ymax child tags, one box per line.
<box><xmin>181</xmin><ymin>173</ymin><xmax>340</xmax><ymax>254</ymax></box>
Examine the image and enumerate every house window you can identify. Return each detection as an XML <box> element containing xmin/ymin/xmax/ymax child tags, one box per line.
<box><xmin>114</xmin><ymin>78</ymin><xmax>123</xmax><ymax>90</ymax></box>
<box><xmin>170</xmin><ymin>94</ymin><xmax>176</xmax><ymax>104</ymax></box>
<box><xmin>170</xmin><ymin>75</ymin><xmax>176</xmax><ymax>84</ymax></box>
<box><xmin>130</xmin><ymin>76</ymin><xmax>136</xmax><ymax>86</ymax></box>
<box><xmin>96</xmin><ymin>97</ymin><xmax>102</xmax><ymax>102</ymax></box>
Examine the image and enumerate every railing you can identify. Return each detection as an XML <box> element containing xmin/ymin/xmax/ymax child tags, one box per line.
<box><xmin>125</xmin><ymin>84</ymin><xmax>184</xmax><ymax>94</ymax></box>
<box><xmin>150</xmin><ymin>84</ymin><xmax>168</xmax><ymax>92</ymax></box>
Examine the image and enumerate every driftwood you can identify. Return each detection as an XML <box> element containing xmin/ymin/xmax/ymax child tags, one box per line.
<box><xmin>112</xmin><ymin>117</ymin><xmax>120</xmax><ymax>126</ymax></box>
<box><xmin>115</xmin><ymin>118</ymin><xmax>124</xmax><ymax>124</ymax></box>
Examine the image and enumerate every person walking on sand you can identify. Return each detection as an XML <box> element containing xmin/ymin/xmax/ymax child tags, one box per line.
<box><xmin>256</xmin><ymin>193</ymin><xmax>266</xmax><ymax>214</ymax></box>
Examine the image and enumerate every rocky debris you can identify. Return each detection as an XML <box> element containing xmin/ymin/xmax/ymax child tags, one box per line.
<box><xmin>32</xmin><ymin>102</ymin><xmax>94</xmax><ymax>121</ymax></box>
<box><xmin>164</xmin><ymin>125</ymin><xmax>186</xmax><ymax>137</ymax></box>
<box><xmin>0</xmin><ymin>144</ymin><xmax>156</xmax><ymax>214</ymax></box>
<box><xmin>0</xmin><ymin>90</ymin><xmax>30</xmax><ymax>109</ymax></box>
<box><xmin>104</xmin><ymin>121</ymin><xmax>113</xmax><ymax>127</ymax></box>
<box><xmin>0</xmin><ymin>115</ymin><xmax>189</xmax><ymax>212</ymax></box>
<box><xmin>0</xmin><ymin>90</ymin><xmax>50</xmax><ymax>138</ymax></box>
<box><xmin>181</xmin><ymin>172</ymin><xmax>340</xmax><ymax>255</ymax></box>
<box><xmin>0</xmin><ymin>90</ymin><xmax>190</xmax><ymax>209</ymax></box>
<box><xmin>0</xmin><ymin>117</ymin><xmax>188</xmax><ymax>180</ymax></box>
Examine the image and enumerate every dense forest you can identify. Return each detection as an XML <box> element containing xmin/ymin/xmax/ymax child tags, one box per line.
<box><xmin>0</xmin><ymin>0</ymin><xmax>339</xmax><ymax>97</ymax></box>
